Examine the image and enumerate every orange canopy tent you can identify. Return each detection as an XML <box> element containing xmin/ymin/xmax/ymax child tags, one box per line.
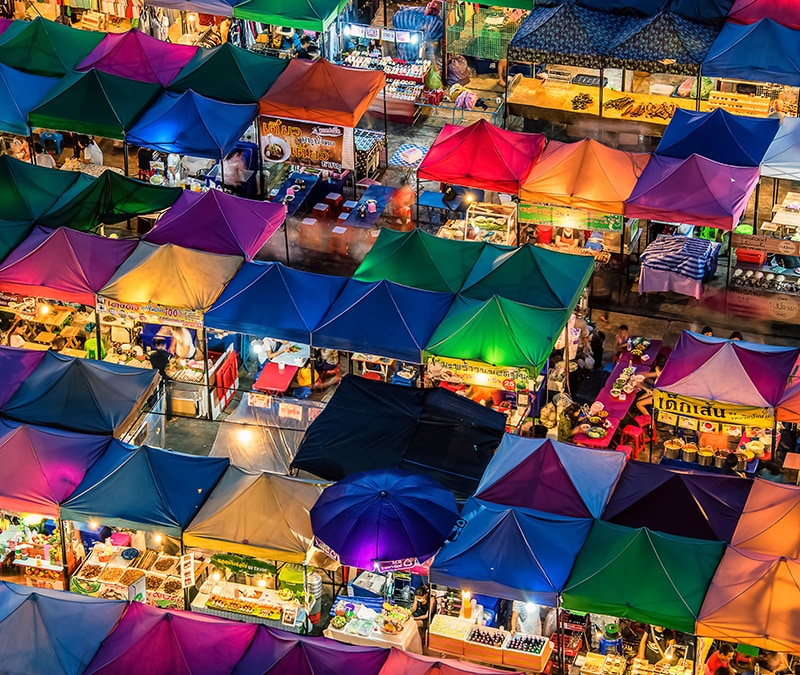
<box><xmin>520</xmin><ymin>138</ymin><xmax>651</xmax><ymax>215</ymax></box>
<box><xmin>777</xmin><ymin>380</ymin><xmax>800</xmax><ymax>422</ymax></box>
<box><xmin>730</xmin><ymin>479</ymin><xmax>800</xmax><ymax>558</ymax></box>
<box><xmin>258</xmin><ymin>58</ymin><xmax>385</xmax><ymax>128</ymax></box>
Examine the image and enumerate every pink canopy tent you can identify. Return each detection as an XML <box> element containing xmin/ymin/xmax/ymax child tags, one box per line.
<box><xmin>76</xmin><ymin>29</ymin><xmax>197</xmax><ymax>86</ymax></box>
<box><xmin>728</xmin><ymin>0</ymin><xmax>800</xmax><ymax>30</ymax></box>
<box><xmin>379</xmin><ymin>649</ymin><xmax>525</xmax><ymax>674</ymax></box>
<box><xmin>624</xmin><ymin>153</ymin><xmax>760</xmax><ymax>231</ymax></box>
<box><xmin>143</xmin><ymin>190</ymin><xmax>287</xmax><ymax>261</ymax></box>
<box><xmin>417</xmin><ymin>119</ymin><xmax>546</xmax><ymax>195</ymax></box>
<box><xmin>0</xmin><ymin>346</ymin><xmax>44</xmax><ymax>408</ymax></box>
<box><xmin>0</xmin><ymin>226</ymin><xmax>137</xmax><ymax>306</ymax></box>
<box><xmin>731</xmin><ymin>479</ymin><xmax>800</xmax><ymax>558</ymax></box>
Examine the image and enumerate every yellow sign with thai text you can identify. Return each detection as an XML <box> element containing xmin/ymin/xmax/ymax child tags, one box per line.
<box><xmin>654</xmin><ymin>390</ymin><xmax>774</xmax><ymax>428</ymax></box>
<box><xmin>426</xmin><ymin>355</ymin><xmax>535</xmax><ymax>390</ymax></box>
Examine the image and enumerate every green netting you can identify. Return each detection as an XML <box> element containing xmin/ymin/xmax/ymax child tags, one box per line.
<box><xmin>448</xmin><ymin>8</ymin><xmax>527</xmax><ymax>62</ymax></box>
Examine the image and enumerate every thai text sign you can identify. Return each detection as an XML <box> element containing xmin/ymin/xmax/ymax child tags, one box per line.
<box><xmin>96</xmin><ymin>296</ymin><xmax>203</xmax><ymax>329</ymax></box>
<box><xmin>426</xmin><ymin>355</ymin><xmax>535</xmax><ymax>389</ymax></box>
<box><xmin>654</xmin><ymin>390</ymin><xmax>773</xmax><ymax>428</ymax></box>
<box><xmin>260</xmin><ymin>116</ymin><xmax>353</xmax><ymax>172</ymax></box>
<box><xmin>731</xmin><ymin>233</ymin><xmax>800</xmax><ymax>256</ymax></box>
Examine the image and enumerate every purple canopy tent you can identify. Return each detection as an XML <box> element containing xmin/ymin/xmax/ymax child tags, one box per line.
<box><xmin>0</xmin><ymin>346</ymin><xmax>44</xmax><ymax>408</ymax></box>
<box><xmin>77</xmin><ymin>29</ymin><xmax>197</xmax><ymax>86</ymax></box>
<box><xmin>625</xmin><ymin>153</ymin><xmax>760</xmax><ymax>230</ymax></box>
<box><xmin>143</xmin><ymin>189</ymin><xmax>287</xmax><ymax>261</ymax></box>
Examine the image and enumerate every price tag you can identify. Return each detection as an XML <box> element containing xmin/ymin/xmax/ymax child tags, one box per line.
<box><xmin>365</xmin><ymin>27</ymin><xmax>380</xmax><ymax>39</ymax></box>
<box><xmin>381</xmin><ymin>28</ymin><xmax>396</xmax><ymax>42</ymax></box>
<box><xmin>248</xmin><ymin>393</ymin><xmax>272</xmax><ymax>408</ymax></box>
<box><xmin>395</xmin><ymin>30</ymin><xmax>411</xmax><ymax>43</ymax></box>
<box><xmin>180</xmin><ymin>553</ymin><xmax>195</xmax><ymax>589</ymax></box>
<box><xmin>502</xmin><ymin>378</ymin><xmax>516</xmax><ymax>391</ymax></box>
<box><xmin>350</xmin><ymin>24</ymin><xmax>365</xmax><ymax>37</ymax></box>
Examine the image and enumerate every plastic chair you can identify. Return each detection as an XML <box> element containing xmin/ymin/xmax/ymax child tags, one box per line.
<box><xmin>299</xmin><ymin>218</ymin><xmax>327</xmax><ymax>251</ymax></box>
<box><xmin>328</xmin><ymin>227</ymin><xmax>350</xmax><ymax>256</ymax></box>
<box><xmin>361</xmin><ymin>371</ymin><xmax>382</xmax><ymax>381</ymax></box>
<box><xmin>292</xmin><ymin>387</ymin><xmax>311</xmax><ymax>399</ymax></box>
<box><xmin>620</xmin><ymin>425</ymin><xmax>646</xmax><ymax>460</ymax></box>
<box><xmin>615</xmin><ymin>445</ymin><xmax>634</xmax><ymax>460</ymax></box>
<box><xmin>40</xmin><ymin>131</ymin><xmax>63</xmax><ymax>154</ymax></box>
<box><xmin>311</xmin><ymin>203</ymin><xmax>330</xmax><ymax>222</ymax></box>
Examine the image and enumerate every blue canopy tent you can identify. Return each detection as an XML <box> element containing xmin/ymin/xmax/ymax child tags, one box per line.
<box><xmin>0</xmin><ymin>346</ymin><xmax>44</xmax><ymax>408</ymax></box>
<box><xmin>0</xmin><ymin>351</ymin><xmax>159</xmax><ymax>436</ymax></box>
<box><xmin>573</xmin><ymin>0</ymin><xmax>733</xmax><ymax>25</ymax></box>
<box><xmin>144</xmin><ymin>0</ymin><xmax>243</xmax><ymax>16</ymax></box>
<box><xmin>60</xmin><ymin>444</ymin><xmax>229</xmax><ymax>537</ymax></box>
<box><xmin>761</xmin><ymin>117</ymin><xmax>800</xmax><ymax>181</ymax></box>
<box><xmin>0</xmin><ymin>64</ymin><xmax>58</xmax><ymax>136</ymax></box>
<box><xmin>430</xmin><ymin>499</ymin><xmax>592</xmax><ymax>606</ymax></box>
<box><xmin>311</xmin><ymin>279</ymin><xmax>454</xmax><ymax>363</ymax></box>
<box><xmin>205</xmin><ymin>261</ymin><xmax>346</xmax><ymax>344</ymax></box>
<box><xmin>656</xmin><ymin>108</ymin><xmax>779</xmax><ymax>167</ymax></box>
<box><xmin>0</xmin><ymin>582</ymin><xmax>126</xmax><ymax>675</ymax></box>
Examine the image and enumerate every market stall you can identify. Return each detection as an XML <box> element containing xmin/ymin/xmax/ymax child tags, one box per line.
<box><xmin>638</xmin><ymin>235</ymin><xmax>721</xmax><ymax>300</ymax></box>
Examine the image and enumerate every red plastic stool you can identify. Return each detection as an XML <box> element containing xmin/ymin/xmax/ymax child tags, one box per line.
<box><xmin>324</xmin><ymin>192</ymin><xmax>344</xmax><ymax>216</ymax></box>
<box><xmin>341</xmin><ymin>200</ymin><xmax>358</xmax><ymax>214</ymax></box>
<box><xmin>634</xmin><ymin>415</ymin><xmax>653</xmax><ymax>442</ymax></box>
<box><xmin>311</xmin><ymin>203</ymin><xmax>330</xmax><ymax>222</ymax></box>
<box><xmin>328</xmin><ymin>226</ymin><xmax>350</xmax><ymax>256</ymax></box>
<box><xmin>361</xmin><ymin>371</ymin><xmax>382</xmax><ymax>381</ymax></box>
<box><xmin>620</xmin><ymin>425</ymin><xmax>646</xmax><ymax>459</ymax></box>
<box><xmin>299</xmin><ymin>218</ymin><xmax>327</xmax><ymax>251</ymax></box>
<box><xmin>615</xmin><ymin>445</ymin><xmax>634</xmax><ymax>460</ymax></box>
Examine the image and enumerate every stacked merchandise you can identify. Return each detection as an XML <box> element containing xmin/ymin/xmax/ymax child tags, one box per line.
<box><xmin>639</xmin><ymin>235</ymin><xmax>721</xmax><ymax>299</ymax></box>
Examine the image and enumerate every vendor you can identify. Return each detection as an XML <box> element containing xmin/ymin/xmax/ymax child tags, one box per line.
<box><xmin>168</xmin><ymin>326</ymin><xmax>197</xmax><ymax>360</ymax></box>
<box><xmin>635</xmin><ymin>360</ymin><xmax>664</xmax><ymax>417</ymax></box>
<box><xmin>411</xmin><ymin>585</ymin><xmax>431</xmax><ymax>629</ymax></box>
<box><xmin>554</xmin><ymin>227</ymin><xmax>582</xmax><ymax>250</ymax></box>
<box><xmin>638</xmin><ymin>625</ymin><xmax>676</xmax><ymax>665</ymax></box>
<box><xmin>510</xmin><ymin>600</ymin><xmax>541</xmax><ymax>636</ymax></box>
<box><xmin>77</xmin><ymin>136</ymin><xmax>103</xmax><ymax>166</ymax></box>
<box><xmin>558</xmin><ymin>402</ymin><xmax>585</xmax><ymax>441</ymax></box>
<box><xmin>221</xmin><ymin>149</ymin><xmax>247</xmax><ymax>191</ymax></box>
<box><xmin>705</xmin><ymin>644</ymin><xmax>735</xmax><ymax>675</ymax></box>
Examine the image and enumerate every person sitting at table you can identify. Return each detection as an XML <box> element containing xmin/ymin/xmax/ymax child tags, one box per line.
<box><xmin>295</xmin><ymin>360</ymin><xmax>339</xmax><ymax>389</ymax></box>
<box><xmin>4</xmin><ymin>319</ymin><xmax>26</xmax><ymax>348</ymax></box>
<box><xmin>635</xmin><ymin>360</ymin><xmax>664</xmax><ymax>417</ymax></box>
<box><xmin>613</xmin><ymin>324</ymin><xmax>630</xmax><ymax>363</ymax></box>
<box><xmin>411</xmin><ymin>585</ymin><xmax>431</xmax><ymax>630</ymax></box>
<box><xmin>34</xmin><ymin>142</ymin><xmax>56</xmax><ymax>169</ymax></box>
<box><xmin>221</xmin><ymin>149</ymin><xmax>247</xmax><ymax>192</ymax></box>
<box><xmin>558</xmin><ymin>403</ymin><xmax>586</xmax><ymax>442</ymax></box>
<box><xmin>49</xmin><ymin>336</ymin><xmax>66</xmax><ymax>352</ymax></box>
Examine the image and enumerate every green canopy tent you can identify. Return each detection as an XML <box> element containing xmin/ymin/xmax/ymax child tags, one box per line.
<box><xmin>0</xmin><ymin>17</ymin><xmax>105</xmax><ymax>77</ymax></box>
<box><xmin>233</xmin><ymin>0</ymin><xmax>349</xmax><ymax>32</ymax></box>
<box><xmin>562</xmin><ymin>521</ymin><xmax>724</xmax><ymax>634</ymax></box>
<box><xmin>425</xmin><ymin>295</ymin><xmax>567</xmax><ymax>372</ymax></box>
<box><xmin>168</xmin><ymin>42</ymin><xmax>288</xmax><ymax>104</ymax></box>
<box><xmin>353</xmin><ymin>229</ymin><xmax>486</xmax><ymax>294</ymax></box>
<box><xmin>0</xmin><ymin>155</ymin><xmax>86</xmax><ymax>222</ymax></box>
<box><xmin>28</xmin><ymin>68</ymin><xmax>162</xmax><ymax>141</ymax></box>
<box><xmin>0</xmin><ymin>220</ymin><xmax>35</xmax><ymax>264</ymax></box>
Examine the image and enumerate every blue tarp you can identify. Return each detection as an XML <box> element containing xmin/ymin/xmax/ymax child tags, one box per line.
<box><xmin>761</xmin><ymin>117</ymin><xmax>800</xmax><ymax>181</ymax></box>
<box><xmin>702</xmin><ymin>18</ymin><xmax>800</xmax><ymax>87</ymax></box>
<box><xmin>430</xmin><ymin>499</ymin><xmax>592</xmax><ymax>606</ymax></box>
<box><xmin>574</xmin><ymin>0</ymin><xmax>733</xmax><ymax>25</ymax></box>
<box><xmin>205</xmin><ymin>261</ymin><xmax>347</xmax><ymax>343</ymax></box>
<box><xmin>656</xmin><ymin>108</ymin><xmax>779</xmax><ymax>167</ymax></box>
<box><xmin>126</xmin><ymin>90</ymin><xmax>258</xmax><ymax>159</ymax></box>
<box><xmin>0</xmin><ymin>64</ymin><xmax>58</xmax><ymax>135</ymax></box>
<box><xmin>0</xmin><ymin>582</ymin><xmax>126</xmax><ymax>675</ymax></box>
<box><xmin>311</xmin><ymin>279</ymin><xmax>454</xmax><ymax>363</ymax></box>
<box><xmin>0</xmin><ymin>351</ymin><xmax>159</xmax><ymax>435</ymax></box>
<box><xmin>61</xmin><ymin>444</ymin><xmax>229</xmax><ymax>536</ymax></box>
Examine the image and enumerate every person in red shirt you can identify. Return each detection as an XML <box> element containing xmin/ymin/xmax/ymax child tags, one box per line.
<box><xmin>706</xmin><ymin>644</ymin><xmax>735</xmax><ymax>675</ymax></box>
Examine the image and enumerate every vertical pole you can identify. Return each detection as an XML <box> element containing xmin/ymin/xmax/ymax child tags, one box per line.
<box><xmin>441</xmin><ymin>0</ymin><xmax>448</xmax><ymax>83</ymax></box>
<box><xmin>598</xmin><ymin>68</ymin><xmax>604</xmax><ymax>118</ymax></box>
<box><xmin>284</xmin><ymin>219</ymin><xmax>291</xmax><ymax>265</ymax></box>
<box><xmin>773</xmin><ymin>177</ymin><xmax>779</xmax><ymax>210</ymax></box>
<box><xmin>754</xmin><ymin>177</ymin><xmax>761</xmax><ymax>230</ymax></box>
<box><xmin>59</xmin><ymin>519</ymin><xmax>71</xmax><ymax>591</ymax></box>
<box><xmin>181</xmin><ymin>539</ymin><xmax>190</xmax><ymax>610</ymax></box>
<box><xmin>695</xmin><ymin>72</ymin><xmax>702</xmax><ymax>112</ymax></box>
<box><xmin>256</xmin><ymin>119</ymin><xmax>265</xmax><ymax>200</ymax></box>
<box><xmin>219</xmin><ymin>152</ymin><xmax>225</xmax><ymax>190</ymax></box>
<box><xmin>26</xmin><ymin>134</ymin><xmax>35</xmax><ymax>165</ymax></box>
<box><xmin>621</xmin><ymin>68</ymin><xmax>626</xmax><ymax>92</ymax></box>
<box><xmin>123</xmin><ymin>137</ymin><xmax>129</xmax><ymax>176</ymax></box>
<box><xmin>94</xmin><ymin>314</ymin><xmax>103</xmax><ymax>361</ymax></box>
<box><xmin>202</xmin><ymin>326</ymin><xmax>213</xmax><ymax>420</ymax></box>
<box><xmin>415</xmin><ymin>173</ymin><xmax>420</xmax><ymax>228</ymax></box>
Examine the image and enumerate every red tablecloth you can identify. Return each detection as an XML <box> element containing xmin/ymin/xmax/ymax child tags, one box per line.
<box><xmin>253</xmin><ymin>362</ymin><xmax>299</xmax><ymax>394</ymax></box>
<box><xmin>573</xmin><ymin>340</ymin><xmax>662</xmax><ymax>448</ymax></box>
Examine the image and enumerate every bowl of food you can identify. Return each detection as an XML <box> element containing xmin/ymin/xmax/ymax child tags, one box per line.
<box><xmin>610</xmin><ymin>388</ymin><xmax>623</xmax><ymax>399</ymax></box>
<box><xmin>587</xmin><ymin>426</ymin><xmax>607</xmax><ymax>439</ymax></box>
<box><xmin>263</xmin><ymin>135</ymin><xmax>290</xmax><ymax>163</ymax></box>
<box><xmin>331</xmin><ymin>616</ymin><xmax>348</xmax><ymax>630</ymax></box>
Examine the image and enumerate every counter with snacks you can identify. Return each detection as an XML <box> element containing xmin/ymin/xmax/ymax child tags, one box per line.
<box><xmin>437</xmin><ymin>202</ymin><xmax>518</xmax><ymax>245</ymax></box>
<box><xmin>324</xmin><ymin>600</ymin><xmax>422</xmax><ymax>653</ymax></box>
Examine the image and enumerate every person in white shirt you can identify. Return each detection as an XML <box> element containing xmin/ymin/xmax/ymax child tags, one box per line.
<box><xmin>166</xmin><ymin>153</ymin><xmax>183</xmax><ymax>186</ymax></box>
<box><xmin>510</xmin><ymin>600</ymin><xmax>542</xmax><ymax>636</ymax></box>
<box><xmin>78</xmin><ymin>136</ymin><xmax>103</xmax><ymax>166</ymax></box>
<box><xmin>5</xmin><ymin>320</ymin><xmax>25</xmax><ymax>348</ymax></box>
<box><xmin>33</xmin><ymin>142</ymin><xmax>56</xmax><ymax>169</ymax></box>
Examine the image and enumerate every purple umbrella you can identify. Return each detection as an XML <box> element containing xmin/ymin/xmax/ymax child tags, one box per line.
<box><xmin>310</xmin><ymin>469</ymin><xmax>458</xmax><ymax>569</ymax></box>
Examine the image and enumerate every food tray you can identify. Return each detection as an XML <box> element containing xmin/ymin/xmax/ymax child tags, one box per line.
<box><xmin>161</xmin><ymin>577</ymin><xmax>183</xmax><ymax>596</ymax></box>
<box><xmin>428</xmin><ymin>615</ymin><xmax>472</xmax><ymax>655</ymax></box>
<box><xmin>145</xmin><ymin>573</ymin><xmax>166</xmax><ymax>592</ymax></box>
<box><xmin>151</xmin><ymin>555</ymin><xmax>179</xmax><ymax>574</ymax></box>
<box><xmin>572</xmin><ymin>74</ymin><xmax>607</xmax><ymax>87</ymax></box>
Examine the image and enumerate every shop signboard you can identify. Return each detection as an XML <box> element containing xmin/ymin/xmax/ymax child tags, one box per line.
<box><xmin>426</xmin><ymin>355</ymin><xmax>535</xmax><ymax>390</ymax></box>
<box><xmin>731</xmin><ymin>233</ymin><xmax>800</xmax><ymax>256</ymax></box>
<box><xmin>96</xmin><ymin>296</ymin><xmax>203</xmax><ymax>330</ymax></box>
<box><xmin>727</xmin><ymin>287</ymin><xmax>800</xmax><ymax>322</ymax></box>
<box><xmin>518</xmin><ymin>203</ymin><xmax>624</xmax><ymax>232</ymax></box>
<box><xmin>313</xmin><ymin>537</ymin><xmax>339</xmax><ymax>563</ymax></box>
<box><xmin>654</xmin><ymin>390</ymin><xmax>774</xmax><ymax>428</ymax></box>
<box><xmin>0</xmin><ymin>292</ymin><xmax>35</xmax><ymax>318</ymax></box>
<box><xmin>259</xmin><ymin>116</ymin><xmax>355</xmax><ymax>172</ymax></box>
<box><xmin>210</xmin><ymin>553</ymin><xmax>277</xmax><ymax>577</ymax></box>
<box><xmin>376</xmin><ymin>557</ymin><xmax>420</xmax><ymax>573</ymax></box>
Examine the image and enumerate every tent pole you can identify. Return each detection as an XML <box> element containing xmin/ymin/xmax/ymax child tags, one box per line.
<box><xmin>256</xmin><ymin>119</ymin><xmax>265</xmax><ymax>200</ymax></box>
<box><xmin>59</xmin><ymin>519</ymin><xmax>71</xmax><ymax>591</ymax></box>
<box><xmin>695</xmin><ymin>72</ymin><xmax>702</xmax><ymax>112</ymax></box>
<box><xmin>415</xmin><ymin>173</ymin><xmax>420</xmax><ymax>229</ymax></box>
<box><xmin>94</xmin><ymin>314</ymin><xmax>103</xmax><ymax>361</ymax></box>
<box><xmin>557</xmin><ymin>598</ymin><xmax>566</xmax><ymax>675</ymax></box>
<box><xmin>284</xmin><ymin>220</ymin><xmax>290</xmax><ymax>265</ymax></box>
<box><xmin>26</xmin><ymin>132</ymin><xmax>35</xmax><ymax>165</ymax></box>
<box><xmin>598</xmin><ymin>68</ymin><xmax>604</xmax><ymax>118</ymax></box>
<box><xmin>181</xmin><ymin>539</ymin><xmax>190</xmax><ymax>610</ymax></box>
<box><xmin>202</xmin><ymin>327</ymin><xmax>213</xmax><ymax>420</ymax></box>
<box><xmin>219</xmin><ymin>152</ymin><xmax>225</xmax><ymax>192</ymax></box>
<box><xmin>753</xmin><ymin>177</ymin><xmax>761</xmax><ymax>230</ymax></box>
<box><xmin>773</xmin><ymin>177</ymin><xmax>779</xmax><ymax>209</ymax></box>
<box><xmin>123</xmin><ymin>136</ymin><xmax>129</xmax><ymax>177</ymax></box>
<box><xmin>441</xmin><ymin>0</ymin><xmax>448</xmax><ymax>83</ymax></box>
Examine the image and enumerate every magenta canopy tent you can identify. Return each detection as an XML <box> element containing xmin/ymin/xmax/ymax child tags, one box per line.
<box><xmin>728</xmin><ymin>0</ymin><xmax>800</xmax><ymax>30</ymax></box>
<box><xmin>0</xmin><ymin>226</ymin><xmax>136</xmax><ymax>305</ymax></box>
<box><xmin>624</xmin><ymin>153</ymin><xmax>759</xmax><ymax>231</ymax></box>
<box><xmin>76</xmin><ymin>29</ymin><xmax>197</xmax><ymax>86</ymax></box>
<box><xmin>143</xmin><ymin>189</ymin><xmax>286</xmax><ymax>260</ymax></box>
<box><xmin>0</xmin><ymin>346</ymin><xmax>44</xmax><ymax>408</ymax></box>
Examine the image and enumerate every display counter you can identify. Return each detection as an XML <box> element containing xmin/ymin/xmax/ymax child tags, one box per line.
<box><xmin>0</xmin><ymin>519</ymin><xmax>75</xmax><ymax>591</ymax></box>
<box><xmin>437</xmin><ymin>202</ymin><xmax>518</xmax><ymax>245</ymax></box>
<box><xmin>324</xmin><ymin>599</ymin><xmax>422</xmax><ymax>653</ymax></box>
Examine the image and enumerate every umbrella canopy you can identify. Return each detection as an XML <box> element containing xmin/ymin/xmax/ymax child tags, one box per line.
<box><xmin>475</xmin><ymin>437</ymin><xmax>625</xmax><ymax>519</ymax></box>
<box><xmin>0</xmin><ymin>582</ymin><xmax>126</xmax><ymax>675</ymax></box>
<box><xmin>656</xmin><ymin>108</ymin><xmax>779</xmax><ymax>167</ymax></box>
<box><xmin>0</xmin><ymin>64</ymin><xmax>58</xmax><ymax>135</ymax></box>
<box><xmin>760</xmin><ymin>117</ymin><xmax>800</xmax><ymax>181</ymax></box>
<box><xmin>730</xmin><ymin>479</ymin><xmax>800</xmax><ymax>557</ymax></box>
<box><xmin>563</xmin><ymin>521</ymin><xmax>725</xmax><ymax>633</ymax></box>
<box><xmin>184</xmin><ymin>467</ymin><xmax>327</xmax><ymax>562</ymax></box>
<box><xmin>259</xmin><ymin>58</ymin><xmax>385</xmax><ymax>128</ymax></box>
<box><xmin>143</xmin><ymin>189</ymin><xmax>285</xmax><ymax>260</ymax></box>
<box><xmin>234</xmin><ymin>0</ymin><xmax>348</xmax><ymax>31</ymax></box>
<box><xmin>312</xmin><ymin>278</ymin><xmax>454</xmax><ymax>363</ymax></box>
<box><xmin>84</xmin><ymin>602</ymin><xmax>256</xmax><ymax>675</ymax></box>
<box><xmin>99</xmin><ymin>241</ymin><xmax>243</xmax><ymax>312</ymax></box>
<box><xmin>0</xmin><ymin>346</ymin><xmax>45</xmax><ymax>408</ymax></box>
<box><xmin>0</xmin><ymin>420</ymin><xmax>112</xmax><ymax>517</ymax></box>
<box><xmin>353</xmin><ymin>229</ymin><xmax>486</xmax><ymax>294</ymax></box>
<box><xmin>777</xmin><ymin>380</ymin><xmax>800</xmax><ymax>422</ymax></box>
<box><xmin>169</xmin><ymin>42</ymin><xmax>288</xmax><ymax>104</ymax></box>
<box><xmin>418</xmin><ymin>120</ymin><xmax>545</xmax><ymax>195</ymax></box>
<box><xmin>696</xmin><ymin>547</ymin><xmax>800</xmax><ymax>652</ymax></box>
<box><xmin>0</xmin><ymin>226</ymin><xmax>137</xmax><ymax>305</ymax></box>
<box><xmin>77</xmin><ymin>29</ymin><xmax>197</xmax><ymax>86</ymax></box>
<box><xmin>126</xmin><ymin>90</ymin><xmax>258</xmax><ymax>159</ymax></box>
<box><xmin>431</xmin><ymin>499</ymin><xmax>592</xmax><ymax>606</ymax></box>
<box><xmin>624</xmin><ymin>153</ymin><xmax>760</xmax><ymax>230</ymax></box>
<box><xmin>310</xmin><ymin>468</ymin><xmax>458</xmax><ymax>568</ymax></box>
<box><xmin>0</xmin><ymin>155</ymin><xmax>86</xmax><ymax>222</ymax></box>
<box><xmin>61</xmin><ymin>444</ymin><xmax>228</xmax><ymax>537</ymax></box>
<box><xmin>728</xmin><ymin>0</ymin><xmax>800</xmax><ymax>29</ymax></box>
<box><xmin>205</xmin><ymin>261</ymin><xmax>346</xmax><ymax>342</ymax></box>
<box><xmin>602</xmin><ymin>461</ymin><xmax>752</xmax><ymax>543</ymax></box>
<box><xmin>378</xmin><ymin>650</ymin><xmax>523</xmax><ymax>675</ymax></box>
<box><xmin>520</xmin><ymin>138</ymin><xmax>650</xmax><ymax>214</ymax></box>
<box><xmin>0</xmin><ymin>17</ymin><xmax>104</xmax><ymax>77</ymax></box>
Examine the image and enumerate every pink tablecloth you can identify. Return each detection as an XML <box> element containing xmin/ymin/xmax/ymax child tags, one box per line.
<box><xmin>253</xmin><ymin>362</ymin><xmax>299</xmax><ymax>393</ymax></box>
<box><xmin>638</xmin><ymin>267</ymin><xmax>703</xmax><ymax>300</ymax></box>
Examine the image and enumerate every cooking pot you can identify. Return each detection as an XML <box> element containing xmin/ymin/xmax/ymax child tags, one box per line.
<box><xmin>663</xmin><ymin>441</ymin><xmax>681</xmax><ymax>460</ymax></box>
<box><xmin>713</xmin><ymin>449</ymin><xmax>729</xmax><ymax>468</ymax></box>
<box><xmin>697</xmin><ymin>450</ymin><xmax>714</xmax><ymax>466</ymax></box>
<box><xmin>681</xmin><ymin>446</ymin><xmax>697</xmax><ymax>463</ymax></box>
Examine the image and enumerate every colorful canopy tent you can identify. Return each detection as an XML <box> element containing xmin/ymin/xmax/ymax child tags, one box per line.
<box><xmin>461</xmin><ymin>244</ymin><xmax>595</xmax><ymax>309</ymax></box>
<box><xmin>0</xmin><ymin>420</ymin><xmax>112</xmax><ymax>517</ymax></box>
<box><xmin>602</xmin><ymin>461</ymin><xmax>752</xmax><ymax>543</ymax></box>
<box><xmin>572</xmin><ymin>0</ymin><xmax>734</xmax><ymax>26</ymax></box>
<box><xmin>0</xmin><ymin>346</ymin><xmax>44</xmax><ymax>407</ymax></box>
<box><xmin>655</xmin><ymin>108</ymin><xmax>779</xmax><ymax>167</ymax></box>
<box><xmin>379</xmin><ymin>650</ymin><xmax>524</xmax><ymax>675</ymax></box>
<box><xmin>234</xmin><ymin>0</ymin><xmax>348</xmax><ymax>31</ymax></box>
<box><xmin>126</xmin><ymin>90</ymin><xmax>258</xmax><ymax>159</ymax></box>
<box><xmin>656</xmin><ymin>331</ymin><xmax>799</xmax><ymax>409</ymax></box>
<box><xmin>76</xmin><ymin>29</ymin><xmax>197</xmax><ymax>86</ymax></box>
<box><xmin>0</xmin><ymin>220</ymin><xmax>35</xmax><ymax>262</ymax></box>
<box><xmin>259</xmin><ymin>58</ymin><xmax>386</xmax><ymax>128</ymax></box>
<box><xmin>353</xmin><ymin>229</ymin><xmax>485</xmax><ymax>294</ymax></box>
<box><xmin>624</xmin><ymin>154</ymin><xmax>760</xmax><ymax>230</ymax></box>
<box><xmin>311</xmin><ymin>279</ymin><xmax>454</xmax><ymax>363</ymax></box>
<box><xmin>474</xmin><ymin>437</ymin><xmax>625</xmax><ymax>519</ymax></box>
<box><xmin>184</xmin><ymin>467</ymin><xmax>327</xmax><ymax>563</ymax></box>
<box><xmin>84</xmin><ymin>601</ymin><xmax>256</xmax><ymax>675</ymax></box>
<box><xmin>760</xmin><ymin>117</ymin><xmax>800</xmax><ymax>181</ymax></box>
<box><xmin>431</xmin><ymin>499</ymin><xmax>592</xmax><ymax>606</ymax></box>
<box><xmin>730</xmin><ymin>479</ymin><xmax>800</xmax><ymax>558</ymax></box>
<box><xmin>292</xmin><ymin>375</ymin><xmax>506</xmax><ymax>497</ymax></box>
<box><xmin>520</xmin><ymin>138</ymin><xmax>650</xmax><ymax>214</ymax></box>
<box><xmin>562</xmin><ymin>522</ymin><xmax>725</xmax><ymax>633</ymax></box>
<box><xmin>702</xmin><ymin>18</ymin><xmax>800</xmax><ymax>87</ymax></box>
<box><xmin>145</xmin><ymin>0</ymin><xmax>243</xmax><ymax>17</ymax></box>
<box><xmin>205</xmin><ymin>261</ymin><xmax>346</xmax><ymax>343</ymax></box>
<box><xmin>728</xmin><ymin>0</ymin><xmax>800</xmax><ymax>29</ymax></box>
<box><xmin>0</xmin><ymin>226</ymin><xmax>136</xmax><ymax>305</ymax></box>
<box><xmin>418</xmin><ymin>120</ymin><xmax>546</xmax><ymax>195</ymax></box>
<box><xmin>0</xmin><ymin>352</ymin><xmax>159</xmax><ymax>436</ymax></box>
<box><xmin>696</xmin><ymin>547</ymin><xmax>800</xmax><ymax>652</ymax></box>
<box><xmin>777</xmin><ymin>380</ymin><xmax>800</xmax><ymax>422</ymax></box>
<box><xmin>425</xmin><ymin>296</ymin><xmax>567</xmax><ymax>372</ymax></box>
<box><xmin>143</xmin><ymin>189</ymin><xmax>286</xmax><ymax>260</ymax></box>
<box><xmin>0</xmin><ymin>155</ymin><xmax>86</xmax><ymax>223</ymax></box>
<box><xmin>0</xmin><ymin>64</ymin><xmax>58</xmax><ymax>136</ymax></box>
<box><xmin>61</xmin><ymin>444</ymin><xmax>228</xmax><ymax>537</ymax></box>
<box><xmin>0</xmin><ymin>17</ymin><xmax>104</xmax><ymax>77</ymax></box>
<box><xmin>99</xmin><ymin>241</ymin><xmax>243</xmax><ymax>312</ymax></box>
<box><xmin>0</xmin><ymin>582</ymin><xmax>126</xmax><ymax>675</ymax></box>
<box><xmin>169</xmin><ymin>42</ymin><xmax>288</xmax><ymax>104</ymax></box>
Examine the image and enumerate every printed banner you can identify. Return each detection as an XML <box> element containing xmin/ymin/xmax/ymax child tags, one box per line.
<box><xmin>654</xmin><ymin>390</ymin><xmax>774</xmax><ymax>428</ymax></box>
<box><xmin>259</xmin><ymin>116</ymin><xmax>354</xmax><ymax>172</ymax></box>
<box><xmin>518</xmin><ymin>202</ymin><xmax>625</xmax><ymax>232</ymax></box>
<box><xmin>376</xmin><ymin>557</ymin><xmax>420</xmax><ymax>573</ymax></box>
<box><xmin>96</xmin><ymin>296</ymin><xmax>203</xmax><ymax>329</ymax></box>
<box><xmin>210</xmin><ymin>553</ymin><xmax>277</xmax><ymax>577</ymax></box>
<box><xmin>426</xmin><ymin>355</ymin><xmax>535</xmax><ymax>389</ymax></box>
<box><xmin>731</xmin><ymin>233</ymin><xmax>800</xmax><ymax>256</ymax></box>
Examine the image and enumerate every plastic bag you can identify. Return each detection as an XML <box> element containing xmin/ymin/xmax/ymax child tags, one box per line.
<box><xmin>425</xmin><ymin>67</ymin><xmax>443</xmax><ymax>91</ymax></box>
<box><xmin>446</xmin><ymin>55</ymin><xmax>471</xmax><ymax>86</ymax></box>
